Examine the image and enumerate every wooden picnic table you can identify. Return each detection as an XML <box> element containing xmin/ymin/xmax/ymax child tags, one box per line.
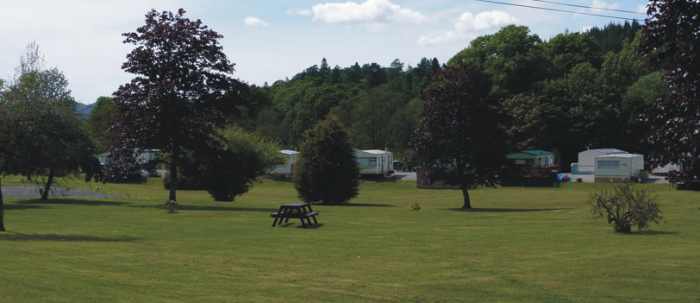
<box><xmin>271</xmin><ymin>203</ymin><xmax>319</xmax><ymax>227</ymax></box>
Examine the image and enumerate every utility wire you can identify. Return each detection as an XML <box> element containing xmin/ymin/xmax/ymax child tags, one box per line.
<box><xmin>528</xmin><ymin>0</ymin><xmax>646</xmax><ymax>15</ymax></box>
<box><xmin>473</xmin><ymin>0</ymin><xmax>645</xmax><ymax>21</ymax></box>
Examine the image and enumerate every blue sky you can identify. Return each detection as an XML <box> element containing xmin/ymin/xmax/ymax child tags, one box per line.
<box><xmin>0</xmin><ymin>0</ymin><xmax>647</xmax><ymax>104</ymax></box>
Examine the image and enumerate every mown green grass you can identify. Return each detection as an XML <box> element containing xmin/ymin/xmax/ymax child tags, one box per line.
<box><xmin>1</xmin><ymin>179</ymin><xmax>698</xmax><ymax>302</ymax></box>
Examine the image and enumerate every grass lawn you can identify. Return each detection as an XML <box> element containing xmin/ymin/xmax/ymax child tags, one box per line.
<box><xmin>1</xmin><ymin>178</ymin><xmax>699</xmax><ymax>302</ymax></box>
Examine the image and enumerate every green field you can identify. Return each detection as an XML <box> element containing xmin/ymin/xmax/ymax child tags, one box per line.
<box><xmin>1</xmin><ymin>179</ymin><xmax>698</xmax><ymax>302</ymax></box>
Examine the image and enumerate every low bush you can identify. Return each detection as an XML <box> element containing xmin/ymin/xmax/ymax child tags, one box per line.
<box><xmin>591</xmin><ymin>183</ymin><xmax>662</xmax><ymax>233</ymax></box>
<box><xmin>164</xmin><ymin>128</ymin><xmax>283</xmax><ymax>202</ymax></box>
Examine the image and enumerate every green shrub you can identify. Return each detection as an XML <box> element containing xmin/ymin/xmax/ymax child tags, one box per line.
<box><xmin>294</xmin><ymin>115</ymin><xmax>359</xmax><ymax>204</ymax></box>
<box><xmin>164</xmin><ymin>128</ymin><xmax>283</xmax><ymax>202</ymax></box>
<box><xmin>591</xmin><ymin>183</ymin><xmax>663</xmax><ymax>233</ymax></box>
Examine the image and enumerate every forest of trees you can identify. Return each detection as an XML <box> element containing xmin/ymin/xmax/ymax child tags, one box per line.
<box><xmin>235</xmin><ymin>21</ymin><xmax>654</xmax><ymax>169</ymax></box>
<box><xmin>71</xmin><ymin>20</ymin><xmax>658</xmax><ymax>173</ymax></box>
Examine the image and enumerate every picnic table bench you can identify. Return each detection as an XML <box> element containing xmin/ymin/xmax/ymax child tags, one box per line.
<box><xmin>271</xmin><ymin>203</ymin><xmax>319</xmax><ymax>227</ymax></box>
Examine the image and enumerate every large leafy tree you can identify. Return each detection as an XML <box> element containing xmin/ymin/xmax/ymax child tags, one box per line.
<box><xmin>413</xmin><ymin>64</ymin><xmax>506</xmax><ymax>209</ymax></box>
<box><xmin>114</xmin><ymin>9</ymin><xmax>244</xmax><ymax>203</ymax></box>
<box><xmin>448</xmin><ymin>25</ymin><xmax>549</xmax><ymax>96</ymax></box>
<box><xmin>642</xmin><ymin>0</ymin><xmax>700</xmax><ymax>178</ymax></box>
<box><xmin>294</xmin><ymin>116</ymin><xmax>359</xmax><ymax>204</ymax></box>
<box><xmin>1</xmin><ymin>44</ymin><xmax>95</xmax><ymax>201</ymax></box>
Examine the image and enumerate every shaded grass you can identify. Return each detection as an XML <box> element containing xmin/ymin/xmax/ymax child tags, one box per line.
<box><xmin>0</xmin><ymin>179</ymin><xmax>698</xmax><ymax>302</ymax></box>
<box><xmin>0</xmin><ymin>233</ymin><xmax>139</xmax><ymax>242</ymax></box>
<box><xmin>17</xmin><ymin>199</ymin><xmax>128</xmax><ymax>207</ymax></box>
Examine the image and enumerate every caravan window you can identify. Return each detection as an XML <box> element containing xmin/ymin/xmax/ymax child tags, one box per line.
<box><xmin>597</xmin><ymin>160</ymin><xmax>620</xmax><ymax>169</ymax></box>
<box><xmin>357</xmin><ymin>158</ymin><xmax>377</xmax><ymax>169</ymax></box>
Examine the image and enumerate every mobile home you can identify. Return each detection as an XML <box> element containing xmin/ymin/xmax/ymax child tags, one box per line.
<box><xmin>594</xmin><ymin>153</ymin><xmax>645</xmax><ymax>182</ymax></box>
<box><xmin>506</xmin><ymin>149</ymin><xmax>556</xmax><ymax>168</ymax></box>
<box><xmin>571</xmin><ymin>148</ymin><xmax>626</xmax><ymax>174</ymax></box>
<box><xmin>356</xmin><ymin>149</ymin><xmax>394</xmax><ymax>176</ymax></box>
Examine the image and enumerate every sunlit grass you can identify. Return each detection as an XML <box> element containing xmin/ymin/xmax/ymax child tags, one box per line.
<box><xmin>0</xmin><ymin>178</ymin><xmax>698</xmax><ymax>302</ymax></box>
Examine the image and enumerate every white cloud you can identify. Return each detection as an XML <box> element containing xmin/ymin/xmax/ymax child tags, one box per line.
<box><xmin>418</xmin><ymin>10</ymin><xmax>517</xmax><ymax>46</ymax></box>
<box><xmin>310</xmin><ymin>0</ymin><xmax>426</xmax><ymax>24</ymax></box>
<box><xmin>591</xmin><ymin>0</ymin><xmax>620</xmax><ymax>12</ymax></box>
<box><xmin>244</xmin><ymin>16</ymin><xmax>269</xmax><ymax>28</ymax></box>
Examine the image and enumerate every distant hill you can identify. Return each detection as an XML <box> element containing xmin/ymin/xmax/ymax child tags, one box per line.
<box><xmin>73</xmin><ymin>102</ymin><xmax>95</xmax><ymax>119</ymax></box>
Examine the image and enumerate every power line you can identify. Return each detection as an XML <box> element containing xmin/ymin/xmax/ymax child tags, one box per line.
<box><xmin>473</xmin><ymin>0</ymin><xmax>645</xmax><ymax>21</ymax></box>
<box><xmin>528</xmin><ymin>0</ymin><xmax>646</xmax><ymax>15</ymax></box>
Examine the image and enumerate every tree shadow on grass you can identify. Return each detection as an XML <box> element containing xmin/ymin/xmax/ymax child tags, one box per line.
<box><xmin>17</xmin><ymin>199</ymin><xmax>129</xmax><ymax>207</ymax></box>
<box><xmin>0</xmin><ymin>233</ymin><xmax>139</xmax><ymax>242</ymax></box>
<box><xmin>274</xmin><ymin>222</ymin><xmax>325</xmax><ymax>229</ymax></box>
<box><xmin>3</xmin><ymin>204</ymin><xmax>47</xmax><ymax>210</ymax></box>
<box><xmin>130</xmin><ymin>204</ymin><xmax>276</xmax><ymax>212</ymax></box>
<box><xmin>319</xmin><ymin>203</ymin><xmax>395</xmax><ymax>208</ymax></box>
<box><xmin>623</xmin><ymin>230</ymin><xmax>679</xmax><ymax>236</ymax></box>
<box><xmin>448</xmin><ymin>207</ymin><xmax>571</xmax><ymax>213</ymax></box>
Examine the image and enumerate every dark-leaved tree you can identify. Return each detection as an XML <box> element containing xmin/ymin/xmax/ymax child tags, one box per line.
<box><xmin>642</xmin><ymin>0</ymin><xmax>700</xmax><ymax>182</ymax></box>
<box><xmin>294</xmin><ymin>116</ymin><xmax>359</xmax><ymax>204</ymax></box>
<box><xmin>413</xmin><ymin>64</ymin><xmax>506</xmax><ymax>209</ymax></box>
<box><xmin>114</xmin><ymin>9</ymin><xmax>244</xmax><ymax>203</ymax></box>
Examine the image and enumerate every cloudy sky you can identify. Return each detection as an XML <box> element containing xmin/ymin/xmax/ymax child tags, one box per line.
<box><xmin>0</xmin><ymin>0</ymin><xmax>647</xmax><ymax>104</ymax></box>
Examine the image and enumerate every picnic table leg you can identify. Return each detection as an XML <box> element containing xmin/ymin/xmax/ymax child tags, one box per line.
<box><xmin>272</xmin><ymin>207</ymin><xmax>285</xmax><ymax>227</ymax></box>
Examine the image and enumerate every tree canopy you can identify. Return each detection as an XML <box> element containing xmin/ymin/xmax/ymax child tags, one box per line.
<box><xmin>413</xmin><ymin>64</ymin><xmax>506</xmax><ymax>209</ymax></box>
<box><xmin>113</xmin><ymin>9</ymin><xmax>246</xmax><ymax>203</ymax></box>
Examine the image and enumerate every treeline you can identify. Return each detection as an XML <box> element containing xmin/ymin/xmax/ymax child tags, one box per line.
<box><xmin>240</xmin><ymin>21</ymin><xmax>655</xmax><ymax>169</ymax></box>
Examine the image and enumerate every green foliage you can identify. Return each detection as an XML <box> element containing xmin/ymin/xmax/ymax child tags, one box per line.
<box><xmin>642</xmin><ymin>1</ymin><xmax>700</xmax><ymax>181</ymax></box>
<box><xmin>413</xmin><ymin>64</ymin><xmax>506</xmax><ymax>209</ymax></box>
<box><xmin>253</xmin><ymin>57</ymin><xmax>438</xmax><ymax>157</ymax></box>
<box><xmin>591</xmin><ymin>183</ymin><xmax>663</xmax><ymax>233</ymax></box>
<box><xmin>114</xmin><ymin>9</ymin><xmax>245</xmax><ymax>202</ymax></box>
<box><xmin>294</xmin><ymin>116</ymin><xmax>359</xmax><ymax>204</ymax></box>
<box><xmin>87</xmin><ymin>96</ymin><xmax>117</xmax><ymax>153</ymax></box>
<box><xmin>164</xmin><ymin>128</ymin><xmax>283</xmax><ymax>202</ymax></box>
<box><xmin>0</xmin><ymin>48</ymin><xmax>95</xmax><ymax>201</ymax></box>
<box><xmin>448</xmin><ymin>25</ymin><xmax>549</xmax><ymax>96</ymax></box>
<box><xmin>202</xmin><ymin>128</ymin><xmax>283</xmax><ymax>202</ymax></box>
<box><xmin>586</xmin><ymin>21</ymin><xmax>643</xmax><ymax>54</ymax></box>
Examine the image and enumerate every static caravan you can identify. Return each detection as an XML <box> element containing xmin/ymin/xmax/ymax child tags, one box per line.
<box><xmin>571</xmin><ymin>148</ymin><xmax>626</xmax><ymax>174</ymax></box>
<box><xmin>270</xmin><ymin>150</ymin><xmax>299</xmax><ymax>177</ymax></box>
<box><xmin>356</xmin><ymin>149</ymin><xmax>394</xmax><ymax>176</ymax></box>
<box><xmin>594</xmin><ymin>153</ymin><xmax>644</xmax><ymax>182</ymax></box>
<box><xmin>506</xmin><ymin>149</ymin><xmax>556</xmax><ymax>168</ymax></box>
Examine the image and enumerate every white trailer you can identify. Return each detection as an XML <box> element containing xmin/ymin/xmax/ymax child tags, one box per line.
<box><xmin>571</xmin><ymin>148</ymin><xmax>627</xmax><ymax>174</ymax></box>
<box><xmin>355</xmin><ymin>149</ymin><xmax>394</xmax><ymax>176</ymax></box>
<box><xmin>270</xmin><ymin>150</ymin><xmax>299</xmax><ymax>177</ymax></box>
<box><xmin>594</xmin><ymin>153</ymin><xmax>645</xmax><ymax>182</ymax></box>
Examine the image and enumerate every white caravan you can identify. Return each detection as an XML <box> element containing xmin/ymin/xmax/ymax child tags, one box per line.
<box><xmin>355</xmin><ymin>149</ymin><xmax>394</xmax><ymax>176</ymax></box>
<box><xmin>594</xmin><ymin>153</ymin><xmax>645</xmax><ymax>181</ymax></box>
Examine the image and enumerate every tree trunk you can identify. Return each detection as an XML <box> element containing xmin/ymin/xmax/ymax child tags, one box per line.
<box><xmin>41</xmin><ymin>168</ymin><xmax>55</xmax><ymax>201</ymax></box>
<box><xmin>0</xmin><ymin>177</ymin><xmax>5</xmax><ymax>232</ymax></box>
<box><xmin>168</xmin><ymin>150</ymin><xmax>177</xmax><ymax>203</ymax></box>
<box><xmin>461</xmin><ymin>187</ymin><xmax>472</xmax><ymax>209</ymax></box>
